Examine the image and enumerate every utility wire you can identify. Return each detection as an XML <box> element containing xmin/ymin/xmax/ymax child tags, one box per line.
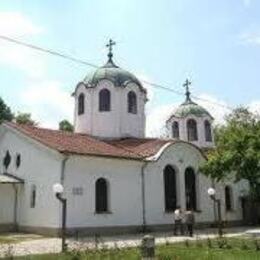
<box><xmin>0</xmin><ymin>35</ymin><xmax>233</xmax><ymax>111</ymax></box>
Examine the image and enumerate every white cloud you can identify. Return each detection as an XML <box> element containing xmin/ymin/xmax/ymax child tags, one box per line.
<box><xmin>249</xmin><ymin>100</ymin><xmax>260</xmax><ymax>115</ymax></box>
<box><xmin>240</xmin><ymin>32</ymin><xmax>260</xmax><ymax>46</ymax></box>
<box><xmin>0</xmin><ymin>12</ymin><xmax>43</xmax><ymax>37</ymax></box>
<box><xmin>19</xmin><ymin>81</ymin><xmax>74</xmax><ymax>129</ymax></box>
<box><xmin>0</xmin><ymin>12</ymin><xmax>45</xmax><ymax>78</ymax></box>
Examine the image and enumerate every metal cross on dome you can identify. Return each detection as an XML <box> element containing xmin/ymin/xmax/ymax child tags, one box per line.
<box><xmin>106</xmin><ymin>39</ymin><xmax>116</xmax><ymax>61</ymax></box>
<box><xmin>183</xmin><ymin>78</ymin><xmax>192</xmax><ymax>102</ymax></box>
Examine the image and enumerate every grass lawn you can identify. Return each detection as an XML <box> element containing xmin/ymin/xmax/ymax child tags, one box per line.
<box><xmin>13</xmin><ymin>236</ymin><xmax>260</xmax><ymax>260</ymax></box>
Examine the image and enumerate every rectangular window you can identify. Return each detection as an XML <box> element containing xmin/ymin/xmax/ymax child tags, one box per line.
<box><xmin>30</xmin><ymin>185</ymin><xmax>36</xmax><ymax>208</ymax></box>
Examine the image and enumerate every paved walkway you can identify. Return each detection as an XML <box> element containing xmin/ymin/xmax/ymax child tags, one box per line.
<box><xmin>0</xmin><ymin>227</ymin><xmax>257</xmax><ymax>258</ymax></box>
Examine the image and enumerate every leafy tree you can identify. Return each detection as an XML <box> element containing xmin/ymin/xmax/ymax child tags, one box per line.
<box><xmin>200</xmin><ymin>107</ymin><xmax>260</xmax><ymax>198</ymax></box>
<box><xmin>0</xmin><ymin>97</ymin><xmax>13</xmax><ymax>123</ymax></box>
<box><xmin>59</xmin><ymin>119</ymin><xmax>74</xmax><ymax>132</ymax></box>
<box><xmin>15</xmin><ymin>112</ymin><xmax>37</xmax><ymax>126</ymax></box>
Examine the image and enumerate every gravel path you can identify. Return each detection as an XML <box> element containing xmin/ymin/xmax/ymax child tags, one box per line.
<box><xmin>0</xmin><ymin>227</ymin><xmax>255</xmax><ymax>258</ymax></box>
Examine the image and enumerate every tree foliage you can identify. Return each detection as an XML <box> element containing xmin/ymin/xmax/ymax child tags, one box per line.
<box><xmin>200</xmin><ymin>107</ymin><xmax>260</xmax><ymax>198</ymax></box>
<box><xmin>15</xmin><ymin>112</ymin><xmax>37</xmax><ymax>126</ymax></box>
<box><xmin>0</xmin><ymin>97</ymin><xmax>13</xmax><ymax>123</ymax></box>
<box><xmin>59</xmin><ymin>119</ymin><xmax>74</xmax><ymax>132</ymax></box>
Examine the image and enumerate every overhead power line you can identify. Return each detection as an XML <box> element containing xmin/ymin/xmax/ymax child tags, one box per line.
<box><xmin>0</xmin><ymin>35</ymin><xmax>233</xmax><ymax>111</ymax></box>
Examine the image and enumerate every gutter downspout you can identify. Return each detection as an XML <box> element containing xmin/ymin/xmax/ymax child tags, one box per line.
<box><xmin>12</xmin><ymin>184</ymin><xmax>18</xmax><ymax>232</ymax></box>
<box><xmin>141</xmin><ymin>161</ymin><xmax>149</xmax><ymax>233</ymax></box>
<box><xmin>60</xmin><ymin>155</ymin><xmax>69</xmax><ymax>184</ymax></box>
<box><xmin>58</xmin><ymin>155</ymin><xmax>69</xmax><ymax>236</ymax></box>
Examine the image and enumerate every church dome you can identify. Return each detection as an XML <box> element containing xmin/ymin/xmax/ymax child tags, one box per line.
<box><xmin>172</xmin><ymin>80</ymin><xmax>213</xmax><ymax>119</ymax></box>
<box><xmin>174</xmin><ymin>100</ymin><xmax>213</xmax><ymax>118</ymax></box>
<box><xmin>83</xmin><ymin>53</ymin><xmax>146</xmax><ymax>93</ymax></box>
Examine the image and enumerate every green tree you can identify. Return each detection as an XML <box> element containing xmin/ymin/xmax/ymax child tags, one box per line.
<box><xmin>200</xmin><ymin>107</ymin><xmax>260</xmax><ymax>198</ymax></box>
<box><xmin>59</xmin><ymin>119</ymin><xmax>74</xmax><ymax>132</ymax></box>
<box><xmin>15</xmin><ymin>112</ymin><xmax>37</xmax><ymax>126</ymax></box>
<box><xmin>0</xmin><ymin>97</ymin><xmax>13</xmax><ymax>123</ymax></box>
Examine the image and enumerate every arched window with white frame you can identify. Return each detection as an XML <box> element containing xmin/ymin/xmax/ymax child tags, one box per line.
<box><xmin>185</xmin><ymin>167</ymin><xmax>197</xmax><ymax>210</ymax></box>
<box><xmin>204</xmin><ymin>120</ymin><xmax>212</xmax><ymax>142</ymax></box>
<box><xmin>78</xmin><ymin>93</ymin><xmax>85</xmax><ymax>115</ymax></box>
<box><xmin>99</xmin><ymin>89</ymin><xmax>111</xmax><ymax>112</ymax></box>
<box><xmin>128</xmin><ymin>91</ymin><xmax>137</xmax><ymax>114</ymax></box>
<box><xmin>95</xmin><ymin>178</ymin><xmax>109</xmax><ymax>213</ymax></box>
<box><xmin>172</xmin><ymin>121</ymin><xmax>179</xmax><ymax>139</ymax></box>
<box><xmin>225</xmin><ymin>185</ymin><xmax>233</xmax><ymax>211</ymax></box>
<box><xmin>164</xmin><ymin>165</ymin><xmax>177</xmax><ymax>212</ymax></box>
<box><xmin>187</xmin><ymin>119</ymin><xmax>198</xmax><ymax>141</ymax></box>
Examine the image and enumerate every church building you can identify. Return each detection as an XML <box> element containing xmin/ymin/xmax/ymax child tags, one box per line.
<box><xmin>0</xmin><ymin>41</ymin><xmax>248</xmax><ymax>235</ymax></box>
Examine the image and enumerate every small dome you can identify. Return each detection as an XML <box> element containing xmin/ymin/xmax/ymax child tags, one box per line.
<box><xmin>83</xmin><ymin>59</ymin><xmax>146</xmax><ymax>93</ymax></box>
<box><xmin>174</xmin><ymin>100</ymin><xmax>213</xmax><ymax>118</ymax></box>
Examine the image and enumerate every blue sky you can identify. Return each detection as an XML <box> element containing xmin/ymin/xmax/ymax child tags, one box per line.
<box><xmin>0</xmin><ymin>0</ymin><xmax>259</xmax><ymax>135</ymax></box>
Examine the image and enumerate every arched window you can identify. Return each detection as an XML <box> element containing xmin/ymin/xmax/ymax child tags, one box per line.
<box><xmin>78</xmin><ymin>93</ymin><xmax>85</xmax><ymax>115</ymax></box>
<box><xmin>185</xmin><ymin>167</ymin><xmax>197</xmax><ymax>210</ymax></box>
<box><xmin>172</xmin><ymin>121</ymin><xmax>179</xmax><ymax>139</ymax></box>
<box><xmin>225</xmin><ymin>186</ymin><xmax>233</xmax><ymax>211</ymax></box>
<box><xmin>128</xmin><ymin>91</ymin><xmax>137</xmax><ymax>114</ymax></box>
<box><xmin>99</xmin><ymin>89</ymin><xmax>111</xmax><ymax>112</ymax></box>
<box><xmin>164</xmin><ymin>165</ymin><xmax>177</xmax><ymax>211</ymax></box>
<box><xmin>95</xmin><ymin>178</ymin><xmax>108</xmax><ymax>213</ymax></box>
<box><xmin>30</xmin><ymin>185</ymin><xmax>36</xmax><ymax>208</ymax></box>
<box><xmin>187</xmin><ymin>119</ymin><xmax>198</xmax><ymax>141</ymax></box>
<box><xmin>204</xmin><ymin>120</ymin><xmax>212</xmax><ymax>142</ymax></box>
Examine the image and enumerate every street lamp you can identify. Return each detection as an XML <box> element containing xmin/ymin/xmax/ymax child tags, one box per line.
<box><xmin>207</xmin><ymin>187</ymin><xmax>223</xmax><ymax>237</ymax></box>
<box><xmin>53</xmin><ymin>183</ymin><xmax>67</xmax><ymax>252</ymax></box>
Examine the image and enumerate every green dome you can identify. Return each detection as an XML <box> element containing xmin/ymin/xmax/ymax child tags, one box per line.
<box><xmin>174</xmin><ymin>100</ymin><xmax>213</xmax><ymax>118</ymax></box>
<box><xmin>83</xmin><ymin>59</ymin><xmax>146</xmax><ymax>92</ymax></box>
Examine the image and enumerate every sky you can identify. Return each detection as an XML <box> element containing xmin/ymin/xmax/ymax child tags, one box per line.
<box><xmin>0</xmin><ymin>0</ymin><xmax>259</xmax><ymax>136</ymax></box>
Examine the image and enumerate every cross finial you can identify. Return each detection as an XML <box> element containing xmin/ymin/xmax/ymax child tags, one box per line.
<box><xmin>106</xmin><ymin>39</ymin><xmax>116</xmax><ymax>61</ymax></box>
<box><xmin>183</xmin><ymin>79</ymin><xmax>192</xmax><ymax>102</ymax></box>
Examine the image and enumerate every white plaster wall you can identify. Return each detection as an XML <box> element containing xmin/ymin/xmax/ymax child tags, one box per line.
<box><xmin>64</xmin><ymin>156</ymin><xmax>144</xmax><ymax>228</ymax></box>
<box><xmin>144</xmin><ymin>142</ymin><xmax>246</xmax><ymax>225</ymax></box>
<box><xmin>216</xmin><ymin>179</ymin><xmax>249</xmax><ymax>222</ymax></box>
<box><xmin>144</xmin><ymin>142</ymin><xmax>214</xmax><ymax>225</ymax></box>
<box><xmin>166</xmin><ymin>115</ymin><xmax>214</xmax><ymax>148</ymax></box>
<box><xmin>0</xmin><ymin>127</ymin><xmax>63</xmax><ymax>228</ymax></box>
<box><xmin>74</xmin><ymin>80</ymin><xmax>146</xmax><ymax>139</ymax></box>
<box><xmin>0</xmin><ymin>185</ymin><xmax>15</xmax><ymax>224</ymax></box>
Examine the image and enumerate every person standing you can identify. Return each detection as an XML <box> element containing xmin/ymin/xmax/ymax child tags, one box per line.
<box><xmin>185</xmin><ymin>210</ymin><xmax>195</xmax><ymax>237</ymax></box>
<box><xmin>173</xmin><ymin>206</ymin><xmax>184</xmax><ymax>235</ymax></box>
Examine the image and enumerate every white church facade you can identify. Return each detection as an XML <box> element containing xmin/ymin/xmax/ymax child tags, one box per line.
<box><xmin>0</xmin><ymin>42</ymin><xmax>248</xmax><ymax>235</ymax></box>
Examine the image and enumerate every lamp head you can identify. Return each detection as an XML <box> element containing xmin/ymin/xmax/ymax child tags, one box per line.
<box><xmin>207</xmin><ymin>187</ymin><xmax>216</xmax><ymax>196</ymax></box>
<box><xmin>53</xmin><ymin>183</ymin><xmax>64</xmax><ymax>194</ymax></box>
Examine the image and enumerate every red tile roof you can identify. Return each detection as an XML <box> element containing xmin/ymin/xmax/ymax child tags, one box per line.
<box><xmin>3</xmin><ymin>122</ymin><xmax>176</xmax><ymax>160</ymax></box>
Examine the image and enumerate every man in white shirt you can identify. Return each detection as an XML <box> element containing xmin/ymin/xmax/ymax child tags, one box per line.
<box><xmin>173</xmin><ymin>206</ymin><xmax>184</xmax><ymax>235</ymax></box>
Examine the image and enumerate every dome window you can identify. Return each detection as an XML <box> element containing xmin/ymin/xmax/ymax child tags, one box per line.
<box><xmin>187</xmin><ymin>119</ymin><xmax>198</xmax><ymax>141</ymax></box>
<box><xmin>78</xmin><ymin>93</ymin><xmax>85</xmax><ymax>115</ymax></box>
<box><xmin>99</xmin><ymin>89</ymin><xmax>111</xmax><ymax>112</ymax></box>
<box><xmin>172</xmin><ymin>121</ymin><xmax>179</xmax><ymax>139</ymax></box>
<box><xmin>204</xmin><ymin>120</ymin><xmax>212</xmax><ymax>142</ymax></box>
<box><xmin>128</xmin><ymin>91</ymin><xmax>137</xmax><ymax>114</ymax></box>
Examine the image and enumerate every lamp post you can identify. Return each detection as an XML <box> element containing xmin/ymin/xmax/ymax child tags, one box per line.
<box><xmin>207</xmin><ymin>187</ymin><xmax>223</xmax><ymax>237</ymax></box>
<box><xmin>53</xmin><ymin>183</ymin><xmax>67</xmax><ymax>252</ymax></box>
